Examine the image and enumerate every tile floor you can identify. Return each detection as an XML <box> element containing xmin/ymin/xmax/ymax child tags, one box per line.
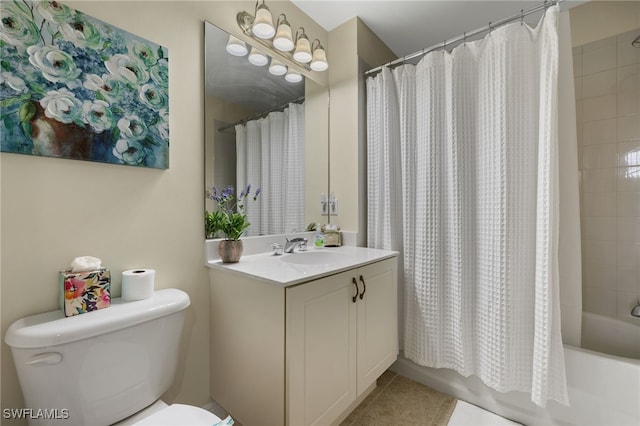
<box><xmin>340</xmin><ymin>370</ymin><xmax>456</xmax><ymax>426</ymax></box>
<box><xmin>210</xmin><ymin>370</ymin><xmax>519</xmax><ymax>426</ymax></box>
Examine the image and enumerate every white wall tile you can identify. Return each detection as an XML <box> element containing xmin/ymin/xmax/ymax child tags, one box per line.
<box><xmin>583</xmin><ymin>192</ymin><xmax>617</xmax><ymax>217</ymax></box>
<box><xmin>617</xmin><ymin>166</ymin><xmax>640</xmax><ymax>192</ymax></box>
<box><xmin>583</xmin><ymin>240</ymin><xmax>617</xmax><ymax>266</ymax></box>
<box><xmin>583</xmin><ymin>287</ymin><xmax>617</xmax><ymax>316</ymax></box>
<box><xmin>617</xmin><ymin>242</ymin><xmax>640</xmax><ymax>267</ymax></box>
<box><xmin>577</xmin><ymin>32</ymin><xmax>640</xmax><ymax>318</ymax></box>
<box><xmin>617</xmin><ymin>140</ymin><xmax>640</xmax><ymax>166</ymax></box>
<box><xmin>617</xmin><ymin>40</ymin><xmax>640</xmax><ymax>68</ymax></box>
<box><xmin>617</xmin><ymin>217</ymin><xmax>640</xmax><ymax>242</ymax></box>
<box><xmin>617</xmin><ymin>64</ymin><xmax>640</xmax><ymax>92</ymax></box>
<box><xmin>617</xmin><ymin>192</ymin><xmax>640</xmax><ymax>216</ymax></box>
<box><xmin>582</xmin><ymin>168</ymin><xmax>617</xmax><ymax>192</ymax></box>
<box><xmin>582</xmin><ymin>216</ymin><xmax>617</xmax><ymax>241</ymax></box>
<box><xmin>583</xmin><ymin>69</ymin><xmax>617</xmax><ymax>98</ymax></box>
<box><xmin>583</xmin><ymin>261</ymin><xmax>617</xmax><ymax>289</ymax></box>
<box><xmin>583</xmin><ymin>144</ymin><xmax>617</xmax><ymax>169</ymax></box>
<box><xmin>618</xmin><ymin>114</ymin><xmax>640</xmax><ymax>141</ymax></box>
<box><xmin>617</xmin><ymin>266</ymin><xmax>639</xmax><ymax>292</ymax></box>
<box><xmin>616</xmin><ymin>291</ymin><xmax>639</xmax><ymax>318</ymax></box>
<box><xmin>616</xmin><ymin>217</ymin><xmax>640</xmax><ymax>243</ymax></box>
<box><xmin>583</xmin><ymin>35</ymin><xmax>616</xmax><ymax>53</ymax></box>
<box><xmin>583</xmin><ymin>94</ymin><xmax>617</xmax><ymax>122</ymax></box>
<box><xmin>618</xmin><ymin>90</ymin><xmax>640</xmax><ymax>116</ymax></box>
<box><xmin>582</xmin><ymin>118</ymin><xmax>617</xmax><ymax>145</ymax></box>
<box><xmin>583</xmin><ymin>44</ymin><xmax>618</xmax><ymax>75</ymax></box>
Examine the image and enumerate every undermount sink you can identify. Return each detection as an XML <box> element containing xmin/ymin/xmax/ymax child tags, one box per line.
<box><xmin>280</xmin><ymin>250</ymin><xmax>344</xmax><ymax>265</ymax></box>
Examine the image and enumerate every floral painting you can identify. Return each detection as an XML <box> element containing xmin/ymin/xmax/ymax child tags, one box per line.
<box><xmin>0</xmin><ymin>1</ymin><xmax>169</xmax><ymax>168</ymax></box>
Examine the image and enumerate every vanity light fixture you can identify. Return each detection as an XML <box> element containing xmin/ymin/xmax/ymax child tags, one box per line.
<box><xmin>225</xmin><ymin>35</ymin><xmax>248</xmax><ymax>57</ymax></box>
<box><xmin>248</xmin><ymin>47</ymin><xmax>269</xmax><ymax>66</ymax></box>
<box><xmin>292</xmin><ymin>28</ymin><xmax>312</xmax><ymax>63</ymax></box>
<box><xmin>273</xmin><ymin>15</ymin><xmax>294</xmax><ymax>52</ymax></box>
<box><xmin>251</xmin><ymin>0</ymin><xmax>275</xmax><ymax>39</ymax></box>
<box><xmin>268</xmin><ymin>58</ymin><xmax>288</xmax><ymax>76</ymax></box>
<box><xmin>236</xmin><ymin>1</ymin><xmax>328</xmax><ymax>73</ymax></box>
<box><xmin>310</xmin><ymin>40</ymin><xmax>328</xmax><ymax>71</ymax></box>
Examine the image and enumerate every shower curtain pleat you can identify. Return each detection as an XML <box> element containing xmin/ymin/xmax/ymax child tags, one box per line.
<box><xmin>236</xmin><ymin>103</ymin><xmax>305</xmax><ymax>236</ymax></box>
<box><xmin>366</xmin><ymin>5</ymin><xmax>568</xmax><ymax>407</ymax></box>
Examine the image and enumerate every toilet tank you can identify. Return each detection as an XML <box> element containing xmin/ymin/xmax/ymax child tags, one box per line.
<box><xmin>5</xmin><ymin>289</ymin><xmax>190</xmax><ymax>426</ymax></box>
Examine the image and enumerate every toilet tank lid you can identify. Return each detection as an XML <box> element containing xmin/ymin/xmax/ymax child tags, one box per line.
<box><xmin>4</xmin><ymin>289</ymin><xmax>190</xmax><ymax>349</ymax></box>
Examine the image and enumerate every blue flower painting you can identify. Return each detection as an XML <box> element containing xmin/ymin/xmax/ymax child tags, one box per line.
<box><xmin>0</xmin><ymin>1</ymin><xmax>169</xmax><ymax>169</ymax></box>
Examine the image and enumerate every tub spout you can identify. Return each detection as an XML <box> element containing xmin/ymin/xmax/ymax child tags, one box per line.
<box><xmin>632</xmin><ymin>300</ymin><xmax>640</xmax><ymax>318</ymax></box>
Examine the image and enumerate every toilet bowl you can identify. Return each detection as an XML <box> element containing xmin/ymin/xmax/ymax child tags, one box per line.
<box><xmin>116</xmin><ymin>400</ymin><xmax>221</xmax><ymax>425</ymax></box>
<box><xmin>5</xmin><ymin>289</ymin><xmax>223</xmax><ymax>426</ymax></box>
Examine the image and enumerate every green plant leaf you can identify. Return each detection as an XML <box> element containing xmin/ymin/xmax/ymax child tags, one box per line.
<box><xmin>18</xmin><ymin>101</ymin><xmax>36</xmax><ymax>123</ymax></box>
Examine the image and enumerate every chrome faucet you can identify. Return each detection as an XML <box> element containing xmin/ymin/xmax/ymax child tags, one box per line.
<box><xmin>632</xmin><ymin>299</ymin><xmax>640</xmax><ymax>318</ymax></box>
<box><xmin>284</xmin><ymin>237</ymin><xmax>307</xmax><ymax>253</ymax></box>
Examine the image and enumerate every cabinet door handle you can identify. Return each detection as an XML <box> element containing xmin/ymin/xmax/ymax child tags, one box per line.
<box><xmin>352</xmin><ymin>277</ymin><xmax>359</xmax><ymax>303</ymax></box>
<box><xmin>359</xmin><ymin>275</ymin><xmax>366</xmax><ymax>300</ymax></box>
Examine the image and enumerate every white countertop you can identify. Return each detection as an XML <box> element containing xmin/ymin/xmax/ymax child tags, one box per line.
<box><xmin>206</xmin><ymin>245</ymin><xmax>398</xmax><ymax>287</ymax></box>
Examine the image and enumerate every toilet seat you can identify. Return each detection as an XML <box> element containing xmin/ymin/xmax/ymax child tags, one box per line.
<box><xmin>133</xmin><ymin>403</ymin><xmax>222</xmax><ymax>426</ymax></box>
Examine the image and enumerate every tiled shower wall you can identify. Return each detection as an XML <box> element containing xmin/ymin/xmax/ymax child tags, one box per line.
<box><xmin>574</xmin><ymin>28</ymin><xmax>640</xmax><ymax>318</ymax></box>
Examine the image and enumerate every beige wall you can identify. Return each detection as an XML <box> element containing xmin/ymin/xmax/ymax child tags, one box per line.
<box><xmin>328</xmin><ymin>18</ymin><xmax>396</xmax><ymax>236</ymax></box>
<box><xmin>0</xmin><ymin>0</ymin><xmax>327</xmax><ymax>420</ymax></box>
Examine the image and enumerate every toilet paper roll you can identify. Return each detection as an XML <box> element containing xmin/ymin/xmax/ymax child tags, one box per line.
<box><xmin>121</xmin><ymin>269</ymin><xmax>155</xmax><ymax>301</ymax></box>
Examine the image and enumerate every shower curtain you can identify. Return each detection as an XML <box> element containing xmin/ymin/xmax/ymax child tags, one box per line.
<box><xmin>366</xmin><ymin>5</ymin><xmax>568</xmax><ymax>407</ymax></box>
<box><xmin>236</xmin><ymin>102</ymin><xmax>305</xmax><ymax>236</ymax></box>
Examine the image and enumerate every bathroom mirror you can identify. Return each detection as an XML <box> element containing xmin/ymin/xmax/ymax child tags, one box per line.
<box><xmin>204</xmin><ymin>21</ymin><xmax>329</xmax><ymax>238</ymax></box>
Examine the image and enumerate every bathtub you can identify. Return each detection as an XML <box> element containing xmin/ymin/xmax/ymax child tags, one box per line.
<box><xmin>392</xmin><ymin>313</ymin><xmax>640</xmax><ymax>425</ymax></box>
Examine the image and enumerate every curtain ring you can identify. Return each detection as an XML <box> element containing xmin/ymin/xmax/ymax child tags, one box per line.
<box><xmin>488</xmin><ymin>22</ymin><xmax>493</xmax><ymax>34</ymax></box>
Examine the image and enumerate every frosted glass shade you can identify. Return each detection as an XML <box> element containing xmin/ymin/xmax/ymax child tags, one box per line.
<box><xmin>225</xmin><ymin>35</ymin><xmax>248</xmax><ymax>57</ymax></box>
<box><xmin>269</xmin><ymin>58</ymin><xmax>287</xmax><ymax>76</ymax></box>
<box><xmin>310</xmin><ymin>46</ymin><xmax>328</xmax><ymax>71</ymax></box>
<box><xmin>285</xmin><ymin>70</ymin><xmax>303</xmax><ymax>83</ymax></box>
<box><xmin>293</xmin><ymin>35</ymin><xmax>312</xmax><ymax>63</ymax></box>
<box><xmin>273</xmin><ymin>23</ymin><xmax>294</xmax><ymax>52</ymax></box>
<box><xmin>252</xmin><ymin>5</ymin><xmax>275</xmax><ymax>39</ymax></box>
<box><xmin>248</xmin><ymin>47</ymin><xmax>268</xmax><ymax>66</ymax></box>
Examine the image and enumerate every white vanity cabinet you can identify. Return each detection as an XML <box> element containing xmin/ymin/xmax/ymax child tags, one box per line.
<box><xmin>208</xmin><ymin>252</ymin><xmax>397</xmax><ymax>426</ymax></box>
<box><xmin>287</xmin><ymin>259</ymin><xmax>398</xmax><ymax>426</ymax></box>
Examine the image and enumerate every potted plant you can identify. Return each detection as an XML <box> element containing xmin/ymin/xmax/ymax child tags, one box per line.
<box><xmin>206</xmin><ymin>184</ymin><xmax>260</xmax><ymax>263</ymax></box>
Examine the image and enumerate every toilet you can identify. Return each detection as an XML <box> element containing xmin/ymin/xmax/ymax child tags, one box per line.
<box><xmin>5</xmin><ymin>289</ymin><xmax>222</xmax><ymax>426</ymax></box>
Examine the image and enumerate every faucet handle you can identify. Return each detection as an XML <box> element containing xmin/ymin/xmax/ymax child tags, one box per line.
<box><xmin>271</xmin><ymin>242</ymin><xmax>283</xmax><ymax>256</ymax></box>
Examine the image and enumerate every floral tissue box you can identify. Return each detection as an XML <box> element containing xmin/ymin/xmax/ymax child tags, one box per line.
<box><xmin>59</xmin><ymin>268</ymin><xmax>111</xmax><ymax>317</ymax></box>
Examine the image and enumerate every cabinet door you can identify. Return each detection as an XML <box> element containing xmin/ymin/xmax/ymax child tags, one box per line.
<box><xmin>356</xmin><ymin>258</ymin><xmax>398</xmax><ymax>392</ymax></box>
<box><xmin>287</xmin><ymin>271</ymin><xmax>357</xmax><ymax>426</ymax></box>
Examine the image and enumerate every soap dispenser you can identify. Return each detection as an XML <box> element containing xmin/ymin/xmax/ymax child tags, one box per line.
<box><xmin>314</xmin><ymin>224</ymin><xmax>324</xmax><ymax>248</ymax></box>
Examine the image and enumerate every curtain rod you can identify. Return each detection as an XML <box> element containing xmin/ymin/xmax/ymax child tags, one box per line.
<box><xmin>365</xmin><ymin>0</ymin><xmax>559</xmax><ymax>77</ymax></box>
<box><xmin>218</xmin><ymin>96</ymin><xmax>305</xmax><ymax>132</ymax></box>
